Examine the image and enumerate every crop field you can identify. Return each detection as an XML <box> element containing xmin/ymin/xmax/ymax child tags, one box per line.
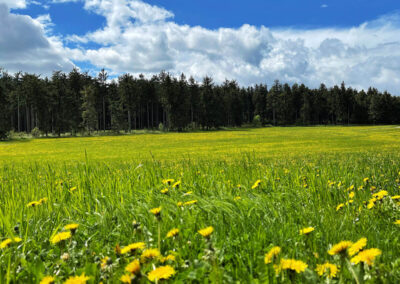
<box><xmin>1</xmin><ymin>126</ymin><xmax>400</xmax><ymax>283</ymax></box>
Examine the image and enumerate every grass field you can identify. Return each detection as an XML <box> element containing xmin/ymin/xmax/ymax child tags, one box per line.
<box><xmin>1</xmin><ymin>126</ymin><xmax>400</xmax><ymax>283</ymax></box>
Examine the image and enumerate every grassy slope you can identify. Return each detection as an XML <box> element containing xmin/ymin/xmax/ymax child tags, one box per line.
<box><xmin>0</xmin><ymin>126</ymin><xmax>400</xmax><ymax>283</ymax></box>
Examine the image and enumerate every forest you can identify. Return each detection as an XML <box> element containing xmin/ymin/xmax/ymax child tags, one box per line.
<box><xmin>0</xmin><ymin>68</ymin><xmax>399</xmax><ymax>138</ymax></box>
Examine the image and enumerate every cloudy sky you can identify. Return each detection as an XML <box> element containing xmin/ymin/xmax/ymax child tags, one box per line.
<box><xmin>1</xmin><ymin>0</ymin><xmax>400</xmax><ymax>94</ymax></box>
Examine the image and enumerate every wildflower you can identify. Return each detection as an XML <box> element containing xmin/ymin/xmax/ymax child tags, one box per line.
<box><xmin>328</xmin><ymin>241</ymin><xmax>353</xmax><ymax>255</ymax></box>
<box><xmin>363</xmin><ymin>177</ymin><xmax>369</xmax><ymax>183</ymax></box>
<box><xmin>0</xmin><ymin>237</ymin><xmax>22</xmax><ymax>249</ymax></box>
<box><xmin>251</xmin><ymin>179</ymin><xmax>262</xmax><ymax>189</ymax></box>
<box><xmin>316</xmin><ymin>262</ymin><xmax>339</xmax><ymax>278</ymax></box>
<box><xmin>347</xmin><ymin>185</ymin><xmax>355</xmax><ymax>191</ymax></box>
<box><xmin>394</xmin><ymin>220</ymin><xmax>400</xmax><ymax>225</ymax></box>
<box><xmin>373</xmin><ymin>190</ymin><xmax>388</xmax><ymax>200</ymax></box>
<box><xmin>120</xmin><ymin>242</ymin><xmax>146</xmax><ymax>254</ymax></box>
<box><xmin>64</xmin><ymin>273</ymin><xmax>90</xmax><ymax>284</ymax></box>
<box><xmin>300</xmin><ymin>227</ymin><xmax>315</xmax><ymax>235</ymax></box>
<box><xmin>161</xmin><ymin>188</ymin><xmax>168</xmax><ymax>194</ymax></box>
<box><xmin>64</xmin><ymin>223</ymin><xmax>79</xmax><ymax>233</ymax></box>
<box><xmin>38</xmin><ymin>198</ymin><xmax>48</xmax><ymax>204</ymax></box>
<box><xmin>160</xmin><ymin>254</ymin><xmax>176</xmax><ymax>263</ymax></box>
<box><xmin>125</xmin><ymin>259</ymin><xmax>141</xmax><ymax>274</ymax></box>
<box><xmin>147</xmin><ymin>265</ymin><xmax>176</xmax><ymax>282</ymax></box>
<box><xmin>69</xmin><ymin>187</ymin><xmax>77</xmax><ymax>192</ymax></box>
<box><xmin>348</xmin><ymin>238</ymin><xmax>367</xmax><ymax>256</ymax></box>
<box><xmin>40</xmin><ymin>276</ymin><xmax>55</xmax><ymax>284</ymax></box>
<box><xmin>61</xmin><ymin>253</ymin><xmax>70</xmax><ymax>261</ymax></box>
<box><xmin>358</xmin><ymin>185</ymin><xmax>364</xmax><ymax>191</ymax></box>
<box><xmin>141</xmin><ymin>248</ymin><xmax>161</xmax><ymax>262</ymax></box>
<box><xmin>336</xmin><ymin>203</ymin><xmax>345</xmax><ymax>211</ymax></box>
<box><xmin>120</xmin><ymin>274</ymin><xmax>132</xmax><ymax>284</ymax></box>
<box><xmin>183</xmin><ymin>200</ymin><xmax>197</xmax><ymax>206</ymax></box>
<box><xmin>50</xmin><ymin>231</ymin><xmax>71</xmax><ymax>245</ymax></box>
<box><xmin>162</xmin><ymin>179</ymin><xmax>174</xmax><ymax>185</ymax></box>
<box><xmin>198</xmin><ymin>226</ymin><xmax>214</xmax><ymax>238</ymax></box>
<box><xmin>166</xmin><ymin>228</ymin><xmax>179</xmax><ymax>238</ymax></box>
<box><xmin>367</xmin><ymin>198</ymin><xmax>377</xmax><ymax>209</ymax></box>
<box><xmin>313</xmin><ymin>252</ymin><xmax>319</xmax><ymax>259</ymax></box>
<box><xmin>264</xmin><ymin>246</ymin><xmax>281</xmax><ymax>264</ymax></box>
<box><xmin>277</xmin><ymin>259</ymin><xmax>308</xmax><ymax>273</ymax></box>
<box><xmin>184</xmin><ymin>191</ymin><xmax>193</xmax><ymax>195</ymax></box>
<box><xmin>149</xmin><ymin>207</ymin><xmax>161</xmax><ymax>217</ymax></box>
<box><xmin>172</xmin><ymin>181</ymin><xmax>181</xmax><ymax>188</ymax></box>
<box><xmin>234</xmin><ymin>196</ymin><xmax>241</xmax><ymax>200</ymax></box>
<box><xmin>370</xmin><ymin>186</ymin><xmax>377</xmax><ymax>191</ymax></box>
<box><xmin>350</xmin><ymin>248</ymin><xmax>381</xmax><ymax>266</ymax></box>
<box><xmin>27</xmin><ymin>201</ymin><xmax>40</xmax><ymax>207</ymax></box>
<box><xmin>100</xmin><ymin>257</ymin><xmax>110</xmax><ymax>270</ymax></box>
<box><xmin>349</xmin><ymin>192</ymin><xmax>355</xmax><ymax>199</ymax></box>
<box><xmin>391</xmin><ymin>195</ymin><xmax>400</xmax><ymax>200</ymax></box>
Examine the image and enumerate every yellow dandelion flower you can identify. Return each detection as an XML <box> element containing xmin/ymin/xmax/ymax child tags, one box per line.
<box><xmin>394</xmin><ymin>220</ymin><xmax>400</xmax><ymax>225</ymax></box>
<box><xmin>27</xmin><ymin>201</ymin><xmax>41</xmax><ymax>208</ymax></box>
<box><xmin>149</xmin><ymin>207</ymin><xmax>161</xmax><ymax>216</ymax></box>
<box><xmin>198</xmin><ymin>226</ymin><xmax>214</xmax><ymax>238</ymax></box>
<box><xmin>69</xmin><ymin>187</ymin><xmax>77</xmax><ymax>192</ymax></box>
<box><xmin>50</xmin><ymin>231</ymin><xmax>71</xmax><ymax>245</ymax></box>
<box><xmin>172</xmin><ymin>181</ymin><xmax>181</xmax><ymax>188</ymax></box>
<box><xmin>328</xmin><ymin>241</ymin><xmax>353</xmax><ymax>255</ymax></box>
<box><xmin>184</xmin><ymin>191</ymin><xmax>193</xmax><ymax>195</ymax></box>
<box><xmin>313</xmin><ymin>252</ymin><xmax>319</xmax><ymax>259</ymax></box>
<box><xmin>251</xmin><ymin>179</ymin><xmax>262</xmax><ymax>189</ymax></box>
<box><xmin>63</xmin><ymin>273</ymin><xmax>90</xmax><ymax>284</ymax></box>
<box><xmin>40</xmin><ymin>276</ymin><xmax>55</xmax><ymax>284</ymax></box>
<box><xmin>367</xmin><ymin>201</ymin><xmax>376</xmax><ymax>209</ymax></box>
<box><xmin>350</xmin><ymin>248</ymin><xmax>381</xmax><ymax>266</ymax></box>
<box><xmin>347</xmin><ymin>185</ymin><xmax>355</xmax><ymax>191</ymax></box>
<box><xmin>373</xmin><ymin>190</ymin><xmax>388</xmax><ymax>200</ymax></box>
<box><xmin>125</xmin><ymin>259</ymin><xmax>140</xmax><ymax>274</ymax></box>
<box><xmin>64</xmin><ymin>224</ymin><xmax>79</xmax><ymax>232</ymax></box>
<box><xmin>162</xmin><ymin>179</ymin><xmax>174</xmax><ymax>185</ymax></box>
<box><xmin>160</xmin><ymin>254</ymin><xmax>176</xmax><ymax>263</ymax></box>
<box><xmin>264</xmin><ymin>246</ymin><xmax>281</xmax><ymax>264</ymax></box>
<box><xmin>120</xmin><ymin>274</ymin><xmax>131</xmax><ymax>284</ymax></box>
<box><xmin>391</xmin><ymin>195</ymin><xmax>400</xmax><ymax>200</ymax></box>
<box><xmin>147</xmin><ymin>265</ymin><xmax>176</xmax><ymax>282</ymax></box>
<box><xmin>300</xmin><ymin>227</ymin><xmax>315</xmax><ymax>235</ymax></box>
<box><xmin>38</xmin><ymin>198</ymin><xmax>48</xmax><ymax>204</ymax></box>
<box><xmin>234</xmin><ymin>196</ymin><xmax>241</xmax><ymax>200</ymax></box>
<box><xmin>0</xmin><ymin>237</ymin><xmax>20</xmax><ymax>249</ymax></box>
<box><xmin>120</xmin><ymin>242</ymin><xmax>146</xmax><ymax>254</ymax></box>
<box><xmin>176</xmin><ymin>202</ymin><xmax>183</xmax><ymax>207</ymax></box>
<box><xmin>166</xmin><ymin>228</ymin><xmax>179</xmax><ymax>238</ymax></box>
<box><xmin>183</xmin><ymin>200</ymin><xmax>197</xmax><ymax>206</ymax></box>
<box><xmin>348</xmin><ymin>238</ymin><xmax>367</xmax><ymax>256</ymax></box>
<box><xmin>161</xmin><ymin>188</ymin><xmax>169</xmax><ymax>194</ymax></box>
<box><xmin>141</xmin><ymin>248</ymin><xmax>161</xmax><ymax>262</ymax></box>
<box><xmin>363</xmin><ymin>177</ymin><xmax>369</xmax><ymax>183</ymax></box>
<box><xmin>336</xmin><ymin>203</ymin><xmax>345</xmax><ymax>211</ymax></box>
<box><xmin>349</xmin><ymin>192</ymin><xmax>355</xmax><ymax>199</ymax></box>
<box><xmin>315</xmin><ymin>262</ymin><xmax>339</xmax><ymax>278</ymax></box>
<box><xmin>278</xmin><ymin>259</ymin><xmax>308</xmax><ymax>273</ymax></box>
<box><xmin>100</xmin><ymin>257</ymin><xmax>110</xmax><ymax>270</ymax></box>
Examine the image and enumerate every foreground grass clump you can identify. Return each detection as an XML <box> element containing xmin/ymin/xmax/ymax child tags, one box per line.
<box><xmin>0</xmin><ymin>126</ymin><xmax>400</xmax><ymax>283</ymax></box>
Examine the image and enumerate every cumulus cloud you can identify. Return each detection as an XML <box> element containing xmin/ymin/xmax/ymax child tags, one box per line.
<box><xmin>0</xmin><ymin>0</ymin><xmax>27</xmax><ymax>9</ymax></box>
<box><xmin>61</xmin><ymin>0</ymin><xmax>400</xmax><ymax>93</ymax></box>
<box><xmin>1</xmin><ymin>0</ymin><xmax>400</xmax><ymax>94</ymax></box>
<box><xmin>0</xmin><ymin>4</ymin><xmax>74</xmax><ymax>74</ymax></box>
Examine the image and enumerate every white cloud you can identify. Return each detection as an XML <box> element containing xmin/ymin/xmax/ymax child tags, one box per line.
<box><xmin>62</xmin><ymin>1</ymin><xmax>400</xmax><ymax>93</ymax></box>
<box><xmin>0</xmin><ymin>4</ymin><xmax>74</xmax><ymax>74</ymax></box>
<box><xmin>1</xmin><ymin>0</ymin><xmax>400</xmax><ymax>94</ymax></box>
<box><xmin>0</xmin><ymin>0</ymin><xmax>27</xmax><ymax>9</ymax></box>
<box><xmin>321</xmin><ymin>4</ymin><xmax>328</xmax><ymax>8</ymax></box>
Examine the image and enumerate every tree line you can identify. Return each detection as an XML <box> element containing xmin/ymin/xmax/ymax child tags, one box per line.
<box><xmin>0</xmin><ymin>67</ymin><xmax>399</xmax><ymax>139</ymax></box>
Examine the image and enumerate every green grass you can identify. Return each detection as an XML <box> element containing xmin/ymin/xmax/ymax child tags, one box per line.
<box><xmin>1</xmin><ymin>126</ymin><xmax>400</xmax><ymax>283</ymax></box>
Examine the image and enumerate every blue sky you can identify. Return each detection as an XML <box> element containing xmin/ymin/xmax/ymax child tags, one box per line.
<box><xmin>1</xmin><ymin>0</ymin><xmax>400</xmax><ymax>93</ymax></box>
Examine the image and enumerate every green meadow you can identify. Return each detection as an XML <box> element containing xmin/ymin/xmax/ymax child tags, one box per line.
<box><xmin>1</xmin><ymin>126</ymin><xmax>400</xmax><ymax>283</ymax></box>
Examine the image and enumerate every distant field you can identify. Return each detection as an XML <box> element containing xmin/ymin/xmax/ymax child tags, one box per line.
<box><xmin>1</xmin><ymin>126</ymin><xmax>400</xmax><ymax>283</ymax></box>
<box><xmin>1</xmin><ymin>126</ymin><xmax>400</xmax><ymax>162</ymax></box>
